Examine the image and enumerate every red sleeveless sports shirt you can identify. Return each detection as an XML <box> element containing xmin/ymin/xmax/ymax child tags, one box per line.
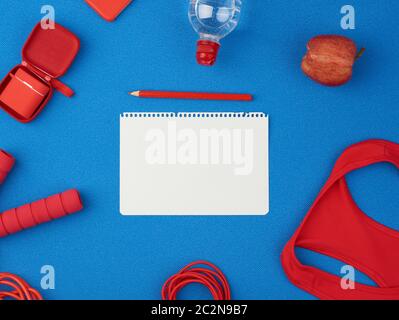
<box><xmin>281</xmin><ymin>139</ymin><xmax>399</xmax><ymax>300</ymax></box>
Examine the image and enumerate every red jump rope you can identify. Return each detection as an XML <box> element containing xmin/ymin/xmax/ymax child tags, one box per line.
<box><xmin>0</xmin><ymin>149</ymin><xmax>83</xmax><ymax>300</ymax></box>
<box><xmin>162</xmin><ymin>261</ymin><xmax>231</xmax><ymax>300</ymax></box>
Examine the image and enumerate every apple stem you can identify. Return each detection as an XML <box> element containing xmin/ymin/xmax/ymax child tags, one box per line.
<box><xmin>355</xmin><ymin>48</ymin><xmax>366</xmax><ymax>61</ymax></box>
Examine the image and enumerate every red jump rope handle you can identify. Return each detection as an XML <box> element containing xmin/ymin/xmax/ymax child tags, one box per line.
<box><xmin>0</xmin><ymin>189</ymin><xmax>83</xmax><ymax>238</ymax></box>
<box><xmin>0</xmin><ymin>150</ymin><xmax>15</xmax><ymax>184</ymax></box>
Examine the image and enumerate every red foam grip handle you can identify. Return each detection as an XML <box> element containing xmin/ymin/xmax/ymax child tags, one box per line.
<box><xmin>0</xmin><ymin>149</ymin><xmax>15</xmax><ymax>184</ymax></box>
<box><xmin>0</xmin><ymin>189</ymin><xmax>83</xmax><ymax>238</ymax></box>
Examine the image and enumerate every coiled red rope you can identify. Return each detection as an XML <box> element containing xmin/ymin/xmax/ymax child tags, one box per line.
<box><xmin>0</xmin><ymin>272</ymin><xmax>42</xmax><ymax>300</ymax></box>
<box><xmin>162</xmin><ymin>261</ymin><xmax>231</xmax><ymax>300</ymax></box>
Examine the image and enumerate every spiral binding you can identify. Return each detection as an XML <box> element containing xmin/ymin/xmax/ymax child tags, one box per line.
<box><xmin>121</xmin><ymin>112</ymin><xmax>267</xmax><ymax>118</ymax></box>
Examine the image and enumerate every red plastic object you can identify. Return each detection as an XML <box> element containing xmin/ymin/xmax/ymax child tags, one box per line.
<box><xmin>85</xmin><ymin>0</ymin><xmax>132</xmax><ymax>22</ymax></box>
<box><xmin>197</xmin><ymin>40</ymin><xmax>220</xmax><ymax>66</ymax></box>
<box><xmin>0</xmin><ymin>22</ymin><xmax>80</xmax><ymax>123</ymax></box>
<box><xmin>162</xmin><ymin>261</ymin><xmax>231</xmax><ymax>300</ymax></box>
<box><xmin>281</xmin><ymin>139</ymin><xmax>399</xmax><ymax>300</ymax></box>
<box><xmin>0</xmin><ymin>189</ymin><xmax>83</xmax><ymax>238</ymax></box>
<box><xmin>0</xmin><ymin>150</ymin><xmax>15</xmax><ymax>184</ymax></box>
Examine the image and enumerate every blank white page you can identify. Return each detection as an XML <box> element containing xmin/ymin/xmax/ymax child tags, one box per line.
<box><xmin>120</xmin><ymin>112</ymin><xmax>269</xmax><ymax>215</ymax></box>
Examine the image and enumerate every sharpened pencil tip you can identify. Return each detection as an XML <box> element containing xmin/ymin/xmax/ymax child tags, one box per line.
<box><xmin>128</xmin><ymin>91</ymin><xmax>140</xmax><ymax>97</ymax></box>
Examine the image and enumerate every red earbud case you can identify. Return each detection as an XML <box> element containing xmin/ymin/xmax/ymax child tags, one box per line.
<box><xmin>0</xmin><ymin>22</ymin><xmax>80</xmax><ymax>123</ymax></box>
<box><xmin>85</xmin><ymin>0</ymin><xmax>132</xmax><ymax>22</ymax></box>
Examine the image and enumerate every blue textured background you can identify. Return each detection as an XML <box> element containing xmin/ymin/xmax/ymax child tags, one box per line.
<box><xmin>0</xmin><ymin>0</ymin><xmax>398</xmax><ymax>300</ymax></box>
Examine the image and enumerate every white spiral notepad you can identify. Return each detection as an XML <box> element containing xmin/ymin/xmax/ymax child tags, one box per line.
<box><xmin>120</xmin><ymin>112</ymin><xmax>269</xmax><ymax>215</ymax></box>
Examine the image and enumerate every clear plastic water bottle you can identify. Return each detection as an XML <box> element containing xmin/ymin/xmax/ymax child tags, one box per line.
<box><xmin>189</xmin><ymin>0</ymin><xmax>242</xmax><ymax>66</ymax></box>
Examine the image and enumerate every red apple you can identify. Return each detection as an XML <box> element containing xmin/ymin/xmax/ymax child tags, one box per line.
<box><xmin>301</xmin><ymin>35</ymin><xmax>362</xmax><ymax>86</ymax></box>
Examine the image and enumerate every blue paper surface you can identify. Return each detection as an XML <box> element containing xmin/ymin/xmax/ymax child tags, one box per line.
<box><xmin>0</xmin><ymin>0</ymin><xmax>398</xmax><ymax>299</ymax></box>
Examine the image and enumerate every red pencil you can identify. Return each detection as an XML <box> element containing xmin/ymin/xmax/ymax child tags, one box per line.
<box><xmin>129</xmin><ymin>90</ymin><xmax>253</xmax><ymax>101</ymax></box>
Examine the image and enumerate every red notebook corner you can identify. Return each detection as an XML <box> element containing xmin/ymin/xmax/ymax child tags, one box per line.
<box><xmin>85</xmin><ymin>0</ymin><xmax>132</xmax><ymax>22</ymax></box>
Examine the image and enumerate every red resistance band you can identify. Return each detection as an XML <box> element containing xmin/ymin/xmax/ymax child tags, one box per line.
<box><xmin>282</xmin><ymin>140</ymin><xmax>399</xmax><ymax>300</ymax></box>
<box><xmin>162</xmin><ymin>261</ymin><xmax>231</xmax><ymax>300</ymax></box>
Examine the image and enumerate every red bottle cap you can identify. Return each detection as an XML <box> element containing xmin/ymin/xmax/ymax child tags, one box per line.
<box><xmin>196</xmin><ymin>40</ymin><xmax>220</xmax><ymax>66</ymax></box>
<box><xmin>0</xmin><ymin>150</ymin><xmax>15</xmax><ymax>184</ymax></box>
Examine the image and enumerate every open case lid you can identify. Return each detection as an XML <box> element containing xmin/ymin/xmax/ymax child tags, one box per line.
<box><xmin>22</xmin><ymin>23</ymin><xmax>80</xmax><ymax>78</ymax></box>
